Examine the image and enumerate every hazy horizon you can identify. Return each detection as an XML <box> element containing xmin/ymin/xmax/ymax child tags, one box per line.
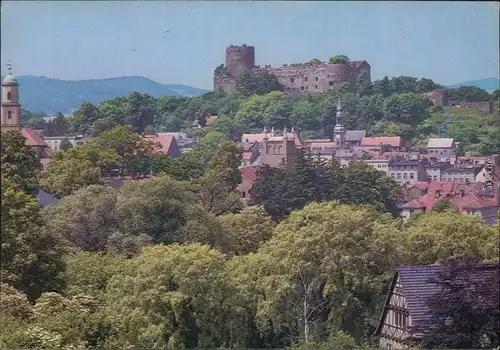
<box><xmin>1</xmin><ymin>1</ymin><xmax>499</xmax><ymax>89</ymax></box>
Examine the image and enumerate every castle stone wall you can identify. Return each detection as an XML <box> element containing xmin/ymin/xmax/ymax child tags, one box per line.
<box><xmin>423</xmin><ymin>89</ymin><xmax>449</xmax><ymax>107</ymax></box>
<box><xmin>226</xmin><ymin>45</ymin><xmax>255</xmax><ymax>78</ymax></box>
<box><xmin>448</xmin><ymin>100</ymin><xmax>495</xmax><ymax>114</ymax></box>
<box><xmin>423</xmin><ymin>88</ymin><xmax>496</xmax><ymax>114</ymax></box>
<box><xmin>214</xmin><ymin>45</ymin><xmax>371</xmax><ymax>94</ymax></box>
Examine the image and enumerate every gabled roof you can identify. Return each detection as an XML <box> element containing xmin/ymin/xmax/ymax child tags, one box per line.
<box><xmin>21</xmin><ymin>127</ymin><xmax>47</xmax><ymax>147</ymax></box>
<box><xmin>375</xmin><ymin>263</ymin><xmax>499</xmax><ymax>336</ymax></box>
<box><xmin>239</xmin><ymin>167</ymin><xmax>258</xmax><ymax>183</ymax></box>
<box><xmin>144</xmin><ymin>134</ymin><xmax>181</xmax><ymax>157</ymax></box>
<box><xmin>361</xmin><ymin>136</ymin><xmax>401</xmax><ymax>148</ymax></box>
<box><xmin>427</xmin><ymin>138</ymin><xmax>455</xmax><ymax>148</ymax></box>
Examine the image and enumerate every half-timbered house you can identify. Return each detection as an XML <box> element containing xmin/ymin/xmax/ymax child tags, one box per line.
<box><xmin>375</xmin><ymin>263</ymin><xmax>499</xmax><ymax>349</ymax></box>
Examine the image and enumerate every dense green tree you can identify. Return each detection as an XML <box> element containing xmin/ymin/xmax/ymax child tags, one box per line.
<box><xmin>389</xmin><ymin>76</ymin><xmax>418</xmax><ymax>94</ymax></box>
<box><xmin>235</xmin><ymin>91</ymin><xmax>294</xmax><ymax>130</ymax></box>
<box><xmin>0</xmin><ymin>130</ymin><xmax>40</xmax><ymax>196</ymax></box>
<box><xmin>116</xmin><ymin>176</ymin><xmax>196</xmax><ymax>244</ymax></box>
<box><xmin>401</xmin><ymin>212</ymin><xmax>498</xmax><ymax>265</ymax></box>
<box><xmin>338</xmin><ymin>161</ymin><xmax>401</xmax><ymax>217</ymax></box>
<box><xmin>449</xmin><ymin>85</ymin><xmax>491</xmax><ymax>102</ymax></box>
<box><xmin>416</xmin><ymin>77</ymin><xmax>439</xmax><ymax>93</ymax></box>
<box><xmin>236</xmin><ymin>70</ymin><xmax>283</xmax><ymax>97</ymax></box>
<box><xmin>104</xmin><ymin>244</ymin><xmax>243</xmax><ymax>348</ymax></box>
<box><xmin>432</xmin><ymin>198</ymin><xmax>458</xmax><ymax>212</ymax></box>
<box><xmin>217</xmin><ymin>206</ymin><xmax>276</xmax><ymax>256</ymax></box>
<box><xmin>59</xmin><ymin>137</ymin><xmax>73</xmax><ymax>151</ymax></box>
<box><xmin>328</xmin><ymin>55</ymin><xmax>350</xmax><ymax>64</ymax></box>
<box><xmin>308</xmin><ymin>58</ymin><xmax>323</xmax><ymax>64</ymax></box>
<box><xmin>194</xmin><ymin>141</ymin><xmax>243</xmax><ymax>215</ymax></box>
<box><xmin>384</xmin><ymin>92</ymin><xmax>430</xmax><ymax>126</ymax></box>
<box><xmin>40</xmin><ymin>149</ymin><xmax>103</xmax><ymax>198</ymax></box>
<box><xmin>246</xmin><ymin>202</ymin><xmax>402</xmax><ymax>344</ymax></box>
<box><xmin>43</xmin><ymin>185</ymin><xmax>119</xmax><ymax>252</ymax></box>
<box><xmin>1</xmin><ymin>178</ymin><xmax>66</xmax><ymax>302</ymax></box>
<box><xmin>373</xmin><ymin>76</ymin><xmax>392</xmax><ymax>98</ymax></box>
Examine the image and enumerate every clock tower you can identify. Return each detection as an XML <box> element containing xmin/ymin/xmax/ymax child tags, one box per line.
<box><xmin>1</xmin><ymin>61</ymin><xmax>22</xmax><ymax>132</ymax></box>
<box><xmin>333</xmin><ymin>98</ymin><xmax>346</xmax><ymax>146</ymax></box>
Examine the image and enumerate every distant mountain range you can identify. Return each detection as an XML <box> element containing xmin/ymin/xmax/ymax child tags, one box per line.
<box><xmin>0</xmin><ymin>75</ymin><xmax>210</xmax><ymax>115</ymax></box>
<box><xmin>446</xmin><ymin>77</ymin><xmax>499</xmax><ymax>92</ymax></box>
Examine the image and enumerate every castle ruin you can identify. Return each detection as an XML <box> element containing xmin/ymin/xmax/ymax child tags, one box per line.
<box><xmin>214</xmin><ymin>44</ymin><xmax>371</xmax><ymax>95</ymax></box>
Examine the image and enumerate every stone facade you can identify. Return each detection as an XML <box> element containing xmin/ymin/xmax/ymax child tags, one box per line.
<box><xmin>214</xmin><ymin>45</ymin><xmax>371</xmax><ymax>95</ymax></box>
<box><xmin>423</xmin><ymin>89</ymin><xmax>496</xmax><ymax>114</ymax></box>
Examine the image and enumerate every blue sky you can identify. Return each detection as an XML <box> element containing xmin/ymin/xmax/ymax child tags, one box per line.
<box><xmin>1</xmin><ymin>1</ymin><xmax>498</xmax><ymax>90</ymax></box>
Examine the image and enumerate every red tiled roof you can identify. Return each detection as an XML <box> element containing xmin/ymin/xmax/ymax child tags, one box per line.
<box><xmin>21</xmin><ymin>127</ymin><xmax>47</xmax><ymax>146</ymax></box>
<box><xmin>242</xmin><ymin>152</ymin><xmax>253</xmax><ymax>161</ymax></box>
<box><xmin>361</xmin><ymin>136</ymin><xmax>401</xmax><ymax>148</ymax></box>
<box><xmin>240</xmin><ymin>167</ymin><xmax>258</xmax><ymax>183</ymax></box>
<box><xmin>144</xmin><ymin>134</ymin><xmax>181</xmax><ymax>157</ymax></box>
<box><xmin>206</xmin><ymin>115</ymin><xmax>219</xmax><ymax>126</ymax></box>
<box><xmin>451</xmin><ymin>192</ymin><xmax>498</xmax><ymax>210</ymax></box>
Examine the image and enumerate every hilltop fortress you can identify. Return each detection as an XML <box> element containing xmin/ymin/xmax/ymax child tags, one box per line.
<box><xmin>213</xmin><ymin>44</ymin><xmax>371</xmax><ymax>94</ymax></box>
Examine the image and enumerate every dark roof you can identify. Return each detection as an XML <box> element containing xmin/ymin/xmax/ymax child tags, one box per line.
<box><xmin>36</xmin><ymin>189</ymin><xmax>60</xmax><ymax>207</ymax></box>
<box><xmin>375</xmin><ymin>262</ymin><xmax>499</xmax><ymax>336</ymax></box>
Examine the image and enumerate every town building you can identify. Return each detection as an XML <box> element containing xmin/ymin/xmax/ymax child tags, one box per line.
<box><xmin>1</xmin><ymin>64</ymin><xmax>52</xmax><ymax>166</ymax></box>
<box><xmin>375</xmin><ymin>262</ymin><xmax>499</xmax><ymax>349</ymax></box>
<box><xmin>388</xmin><ymin>158</ymin><xmax>427</xmax><ymax>185</ymax></box>
<box><xmin>43</xmin><ymin>134</ymin><xmax>93</xmax><ymax>151</ymax></box>
<box><xmin>442</xmin><ymin>165</ymin><xmax>482</xmax><ymax>183</ymax></box>
<box><xmin>400</xmin><ymin>183</ymin><xmax>498</xmax><ymax>225</ymax></box>
<box><xmin>423</xmin><ymin>160</ymin><xmax>451</xmax><ymax>182</ymax></box>
<box><xmin>237</xmin><ymin>167</ymin><xmax>259</xmax><ymax>204</ymax></box>
<box><xmin>360</xmin><ymin>136</ymin><xmax>402</xmax><ymax>152</ymax></box>
<box><xmin>364</xmin><ymin>158</ymin><xmax>390</xmax><ymax>176</ymax></box>
<box><xmin>426</xmin><ymin>138</ymin><xmax>456</xmax><ymax>157</ymax></box>
<box><xmin>143</xmin><ymin>133</ymin><xmax>182</xmax><ymax>158</ymax></box>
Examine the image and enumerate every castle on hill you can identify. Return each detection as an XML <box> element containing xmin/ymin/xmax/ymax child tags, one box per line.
<box><xmin>214</xmin><ymin>44</ymin><xmax>371</xmax><ymax>94</ymax></box>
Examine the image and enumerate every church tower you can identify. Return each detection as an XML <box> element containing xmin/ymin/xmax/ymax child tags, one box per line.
<box><xmin>333</xmin><ymin>98</ymin><xmax>346</xmax><ymax>146</ymax></box>
<box><xmin>1</xmin><ymin>61</ymin><xmax>22</xmax><ymax>132</ymax></box>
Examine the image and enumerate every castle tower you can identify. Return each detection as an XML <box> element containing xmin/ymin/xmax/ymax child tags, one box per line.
<box><xmin>226</xmin><ymin>44</ymin><xmax>255</xmax><ymax>78</ymax></box>
<box><xmin>333</xmin><ymin>98</ymin><xmax>346</xmax><ymax>146</ymax></box>
<box><xmin>262</xmin><ymin>127</ymin><xmax>296</xmax><ymax>169</ymax></box>
<box><xmin>1</xmin><ymin>61</ymin><xmax>22</xmax><ymax>132</ymax></box>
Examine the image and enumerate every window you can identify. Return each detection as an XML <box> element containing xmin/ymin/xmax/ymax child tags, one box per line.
<box><xmin>433</xmin><ymin>175</ymin><xmax>437</xmax><ymax>181</ymax></box>
<box><xmin>7</xmin><ymin>111</ymin><xmax>12</xmax><ymax>119</ymax></box>
<box><xmin>403</xmin><ymin>173</ymin><xmax>408</xmax><ymax>180</ymax></box>
<box><xmin>315</xmin><ymin>77</ymin><xmax>319</xmax><ymax>81</ymax></box>
<box><xmin>397</xmin><ymin>173</ymin><xmax>401</xmax><ymax>179</ymax></box>
<box><xmin>304</xmin><ymin>77</ymin><xmax>308</xmax><ymax>82</ymax></box>
<box><xmin>329</xmin><ymin>81</ymin><xmax>334</xmax><ymax>86</ymax></box>
<box><xmin>315</xmin><ymin>85</ymin><xmax>318</xmax><ymax>89</ymax></box>
<box><xmin>395</xmin><ymin>311</ymin><xmax>408</xmax><ymax>329</ymax></box>
<box><xmin>410</xmin><ymin>173</ymin><xmax>414</xmax><ymax>179</ymax></box>
<box><xmin>290</xmin><ymin>78</ymin><xmax>294</xmax><ymax>83</ymax></box>
<box><xmin>391</xmin><ymin>173</ymin><xmax>395</xmax><ymax>179</ymax></box>
<box><xmin>301</xmin><ymin>86</ymin><xmax>304</xmax><ymax>91</ymax></box>
<box><xmin>7</xmin><ymin>92</ymin><xmax>11</xmax><ymax>100</ymax></box>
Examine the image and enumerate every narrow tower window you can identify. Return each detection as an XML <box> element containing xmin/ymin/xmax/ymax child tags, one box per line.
<box><xmin>7</xmin><ymin>92</ymin><xmax>11</xmax><ymax>100</ymax></box>
<box><xmin>7</xmin><ymin>111</ymin><xmax>12</xmax><ymax>119</ymax></box>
